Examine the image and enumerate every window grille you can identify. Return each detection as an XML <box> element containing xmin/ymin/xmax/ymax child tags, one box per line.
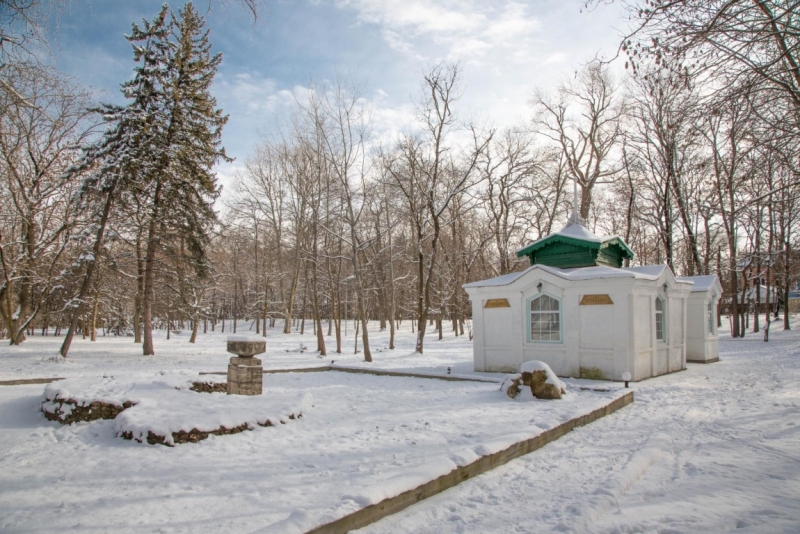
<box><xmin>529</xmin><ymin>294</ymin><xmax>561</xmax><ymax>342</ymax></box>
<box><xmin>656</xmin><ymin>296</ymin><xmax>665</xmax><ymax>341</ymax></box>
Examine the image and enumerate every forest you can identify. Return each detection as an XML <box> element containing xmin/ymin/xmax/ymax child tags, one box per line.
<box><xmin>1</xmin><ymin>0</ymin><xmax>799</xmax><ymax>358</ymax></box>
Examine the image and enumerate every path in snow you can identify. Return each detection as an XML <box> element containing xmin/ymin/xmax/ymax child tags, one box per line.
<box><xmin>359</xmin><ymin>329</ymin><xmax>800</xmax><ymax>533</ymax></box>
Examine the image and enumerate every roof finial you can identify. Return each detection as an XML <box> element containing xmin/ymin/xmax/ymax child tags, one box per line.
<box><xmin>569</xmin><ymin>175</ymin><xmax>586</xmax><ymax>226</ymax></box>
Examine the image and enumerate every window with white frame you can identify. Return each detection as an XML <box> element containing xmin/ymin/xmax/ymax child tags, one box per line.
<box><xmin>528</xmin><ymin>294</ymin><xmax>561</xmax><ymax>342</ymax></box>
<box><xmin>655</xmin><ymin>296</ymin><xmax>666</xmax><ymax>342</ymax></box>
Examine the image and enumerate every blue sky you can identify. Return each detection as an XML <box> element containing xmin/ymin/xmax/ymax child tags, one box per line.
<box><xmin>49</xmin><ymin>0</ymin><xmax>631</xmax><ymax>190</ymax></box>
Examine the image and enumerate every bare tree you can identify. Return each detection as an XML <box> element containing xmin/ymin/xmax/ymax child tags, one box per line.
<box><xmin>385</xmin><ymin>63</ymin><xmax>491</xmax><ymax>354</ymax></box>
<box><xmin>305</xmin><ymin>80</ymin><xmax>374</xmax><ymax>361</ymax></box>
<box><xmin>532</xmin><ymin>62</ymin><xmax>624</xmax><ymax>219</ymax></box>
<box><xmin>0</xmin><ymin>66</ymin><xmax>94</xmax><ymax>344</ymax></box>
<box><xmin>698</xmin><ymin>83</ymin><xmax>757</xmax><ymax>337</ymax></box>
<box><xmin>626</xmin><ymin>70</ymin><xmax>705</xmax><ymax>272</ymax></box>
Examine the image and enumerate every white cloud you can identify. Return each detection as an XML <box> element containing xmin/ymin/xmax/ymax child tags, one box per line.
<box><xmin>484</xmin><ymin>2</ymin><xmax>540</xmax><ymax>43</ymax></box>
<box><xmin>211</xmin><ymin>0</ymin><xmax>631</xmax><ymax>179</ymax></box>
<box><xmin>338</xmin><ymin>0</ymin><xmax>485</xmax><ymax>35</ymax></box>
<box><xmin>334</xmin><ymin>0</ymin><xmax>540</xmax><ymax>63</ymax></box>
<box><xmin>544</xmin><ymin>52</ymin><xmax>567</xmax><ymax>65</ymax></box>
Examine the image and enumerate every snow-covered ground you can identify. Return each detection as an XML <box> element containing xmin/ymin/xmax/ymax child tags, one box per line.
<box><xmin>0</xmin><ymin>320</ymin><xmax>482</xmax><ymax>381</ymax></box>
<box><xmin>360</xmin><ymin>324</ymin><xmax>800</xmax><ymax>534</ymax></box>
<box><xmin>0</xmin><ymin>320</ymin><xmax>799</xmax><ymax>533</ymax></box>
<box><xmin>0</xmin><ymin>322</ymin><xmax>625</xmax><ymax>533</ymax></box>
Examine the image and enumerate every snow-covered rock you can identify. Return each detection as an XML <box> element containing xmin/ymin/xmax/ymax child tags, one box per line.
<box><xmin>520</xmin><ymin>361</ymin><xmax>567</xmax><ymax>400</ymax></box>
<box><xmin>500</xmin><ymin>373</ymin><xmax>522</xmax><ymax>399</ymax></box>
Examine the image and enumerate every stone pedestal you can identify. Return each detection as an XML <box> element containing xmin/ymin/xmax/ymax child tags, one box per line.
<box><xmin>227</xmin><ymin>357</ymin><xmax>263</xmax><ymax>395</ymax></box>
<box><xmin>226</xmin><ymin>337</ymin><xmax>266</xmax><ymax>396</ymax></box>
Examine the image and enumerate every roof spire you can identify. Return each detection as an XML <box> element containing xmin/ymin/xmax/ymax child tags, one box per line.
<box><xmin>569</xmin><ymin>175</ymin><xmax>586</xmax><ymax>226</ymax></box>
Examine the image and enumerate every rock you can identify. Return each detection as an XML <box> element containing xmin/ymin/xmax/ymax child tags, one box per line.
<box><xmin>190</xmin><ymin>380</ymin><xmax>227</xmax><ymax>393</ymax></box>
<box><xmin>500</xmin><ymin>374</ymin><xmax>523</xmax><ymax>399</ymax></box>
<box><xmin>528</xmin><ymin>370</ymin><xmax>564</xmax><ymax>400</ymax></box>
<box><xmin>42</xmin><ymin>398</ymin><xmax>133</xmax><ymax>425</ymax></box>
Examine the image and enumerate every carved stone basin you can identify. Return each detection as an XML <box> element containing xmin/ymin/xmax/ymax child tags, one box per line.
<box><xmin>226</xmin><ymin>336</ymin><xmax>266</xmax><ymax>358</ymax></box>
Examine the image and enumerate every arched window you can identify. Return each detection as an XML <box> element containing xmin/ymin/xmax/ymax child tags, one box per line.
<box><xmin>655</xmin><ymin>296</ymin><xmax>666</xmax><ymax>342</ymax></box>
<box><xmin>528</xmin><ymin>294</ymin><xmax>561</xmax><ymax>342</ymax></box>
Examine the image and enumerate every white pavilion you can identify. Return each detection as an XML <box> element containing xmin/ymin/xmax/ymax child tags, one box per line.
<box><xmin>463</xmin><ymin>199</ymin><xmax>720</xmax><ymax>381</ymax></box>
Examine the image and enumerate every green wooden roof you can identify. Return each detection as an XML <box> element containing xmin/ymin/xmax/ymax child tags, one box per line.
<box><xmin>516</xmin><ymin>223</ymin><xmax>634</xmax><ymax>269</ymax></box>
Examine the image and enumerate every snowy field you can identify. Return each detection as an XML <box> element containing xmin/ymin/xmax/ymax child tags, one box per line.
<box><xmin>0</xmin><ymin>320</ymin><xmax>799</xmax><ymax>533</ymax></box>
<box><xmin>0</xmin><ymin>322</ymin><xmax>624</xmax><ymax>533</ymax></box>
<box><xmin>0</xmin><ymin>320</ymin><xmax>483</xmax><ymax>381</ymax></box>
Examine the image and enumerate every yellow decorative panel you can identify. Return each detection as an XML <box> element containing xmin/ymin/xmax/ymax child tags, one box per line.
<box><xmin>484</xmin><ymin>298</ymin><xmax>511</xmax><ymax>308</ymax></box>
<box><xmin>580</xmin><ymin>294</ymin><xmax>614</xmax><ymax>305</ymax></box>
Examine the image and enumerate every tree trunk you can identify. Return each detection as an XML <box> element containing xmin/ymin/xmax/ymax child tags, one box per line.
<box><xmin>90</xmin><ymin>291</ymin><xmax>100</xmax><ymax>342</ymax></box>
<box><xmin>729</xmin><ymin>251</ymin><xmax>740</xmax><ymax>338</ymax></box>
<box><xmin>142</xmin><ymin>181</ymin><xmax>164</xmax><ymax>356</ymax></box>
<box><xmin>784</xmin><ymin>241</ymin><xmax>791</xmax><ymax>330</ymax></box>
<box><xmin>351</xmin><ymin>262</ymin><xmax>372</xmax><ymax>362</ymax></box>
<box><xmin>312</xmin><ymin>259</ymin><xmax>326</xmax><ymax>356</ymax></box>
<box><xmin>386</xmin><ymin>202</ymin><xmax>396</xmax><ymax>350</ymax></box>
<box><xmin>190</xmin><ymin>307</ymin><xmax>199</xmax><ymax>343</ymax></box>
<box><xmin>284</xmin><ymin>252</ymin><xmax>302</xmax><ymax>334</ymax></box>
<box><xmin>300</xmin><ymin>262</ymin><xmax>308</xmax><ymax>335</ymax></box>
<box><xmin>60</xmin><ymin>183</ymin><xmax>117</xmax><ymax>357</ymax></box>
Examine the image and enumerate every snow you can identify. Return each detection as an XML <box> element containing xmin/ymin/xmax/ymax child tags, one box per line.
<box><xmin>41</xmin><ymin>373</ymin><xmax>311</xmax><ymax>446</ymax></box>
<box><xmin>116</xmin><ymin>388</ymin><xmax>313</xmax><ymax>446</ymax></box>
<box><xmin>678</xmin><ymin>274</ymin><xmax>718</xmax><ymax>292</ymax></box>
<box><xmin>42</xmin><ymin>371</ymin><xmax>221</xmax><ymax>407</ymax></box>
<box><xmin>516</xmin><ymin>223</ymin><xmax>604</xmax><ymax>255</ymax></box>
<box><xmin>1</xmin><ymin>320</ymin><xmax>799</xmax><ymax>533</ymax></box>
<box><xmin>465</xmin><ymin>264</ymin><xmax>668</xmax><ymax>288</ymax></box>
<box><xmin>0</xmin><ymin>322</ymin><xmax>627</xmax><ymax>532</ymax></box>
<box><xmin>515</xmin><ymin>221</ymin><xmax>631</xmax><ymax>255</ymax></box>
<box><xmin>357</xmin><ymin>324</ymin><xmax>800</xmax><ymax>534</ymax></box>
<box><xmin>226</xmin><ymin>334</ymin><xmax>266</xmax><ymax>343</ymax></box>
<box><xmin>462</xmin><ymin>269</ymin><xmax>529</xmax><ymax>288</ymax></box>
<box><xmin>625</xmin><ymin>264</ymin><xmax>669</xmax><ymax>278</ymax></box>
<box><xmin>519</xmin><ymin>360</ymin><xmax>567</xmax><ymax>389</ymax></box>
<box><xmin>462</xmin><ymin>268</ymin><xmax>530</xmax><ymax>288</ymax></box>
<box><xmin>556</xmin><ymin>221</ymin><xmax>604</xmax><ymax>242</ymax></box>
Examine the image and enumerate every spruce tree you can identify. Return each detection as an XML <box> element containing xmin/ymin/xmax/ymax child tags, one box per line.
<box><xmin>138</xmin><ymin>2</ymin><xmax>229</xmax><ymax>356</ymax></box>
<box><xmin>58</xmin><ymin>6</ymin><xmax>172</xmax><ymax>357</ymax></box>
<box><xmin>60</xmin><ymin>3</ymin><xmax>228</xmax><ymax>357</ymax></box>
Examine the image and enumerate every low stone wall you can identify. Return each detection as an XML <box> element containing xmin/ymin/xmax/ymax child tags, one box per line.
<box><xmin>120</xmin><ymin>413</ymin><xmax>302</xmax><ymax>446</ymax></box>
<box><xmin>44</xmin><ymin>381</ymin><xmax>226</xmax><ymax>424</ymax></box>
<box><xmin>42</xmin><ymin>399</ymin><xmax>134</xmax><ymax>425</ymax></box>
<box><xmin>189</xmin><ymin>380</ymin><xmax>227</xmax><ymax>393</ymax></box>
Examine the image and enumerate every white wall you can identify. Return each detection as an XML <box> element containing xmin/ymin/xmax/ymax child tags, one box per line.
<box><xmin>686</xmin><ymin>292</ymin><xmax>720</xmax><ymax>362</ymax></box>
<box><xmin>466</xmin><ymin>267</ymin><xmax>691</xmax><ymax>381</ymax></box>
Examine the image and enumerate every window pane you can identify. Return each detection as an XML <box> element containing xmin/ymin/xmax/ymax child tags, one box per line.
<box><xmin>529</xmin><ymin>295</ymin><xmax>561</xmax><ymax>342</ymax></box>
<box><xmin>656</xmin><ymin>311</ymin><xmax>664</xmax><ymax>341</ymax></box>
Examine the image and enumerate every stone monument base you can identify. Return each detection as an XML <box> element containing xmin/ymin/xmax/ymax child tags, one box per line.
<box><xmin>227</xmin><ymin>357</ymin><xmax>263</xmax><ymax>396</ymax></box>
